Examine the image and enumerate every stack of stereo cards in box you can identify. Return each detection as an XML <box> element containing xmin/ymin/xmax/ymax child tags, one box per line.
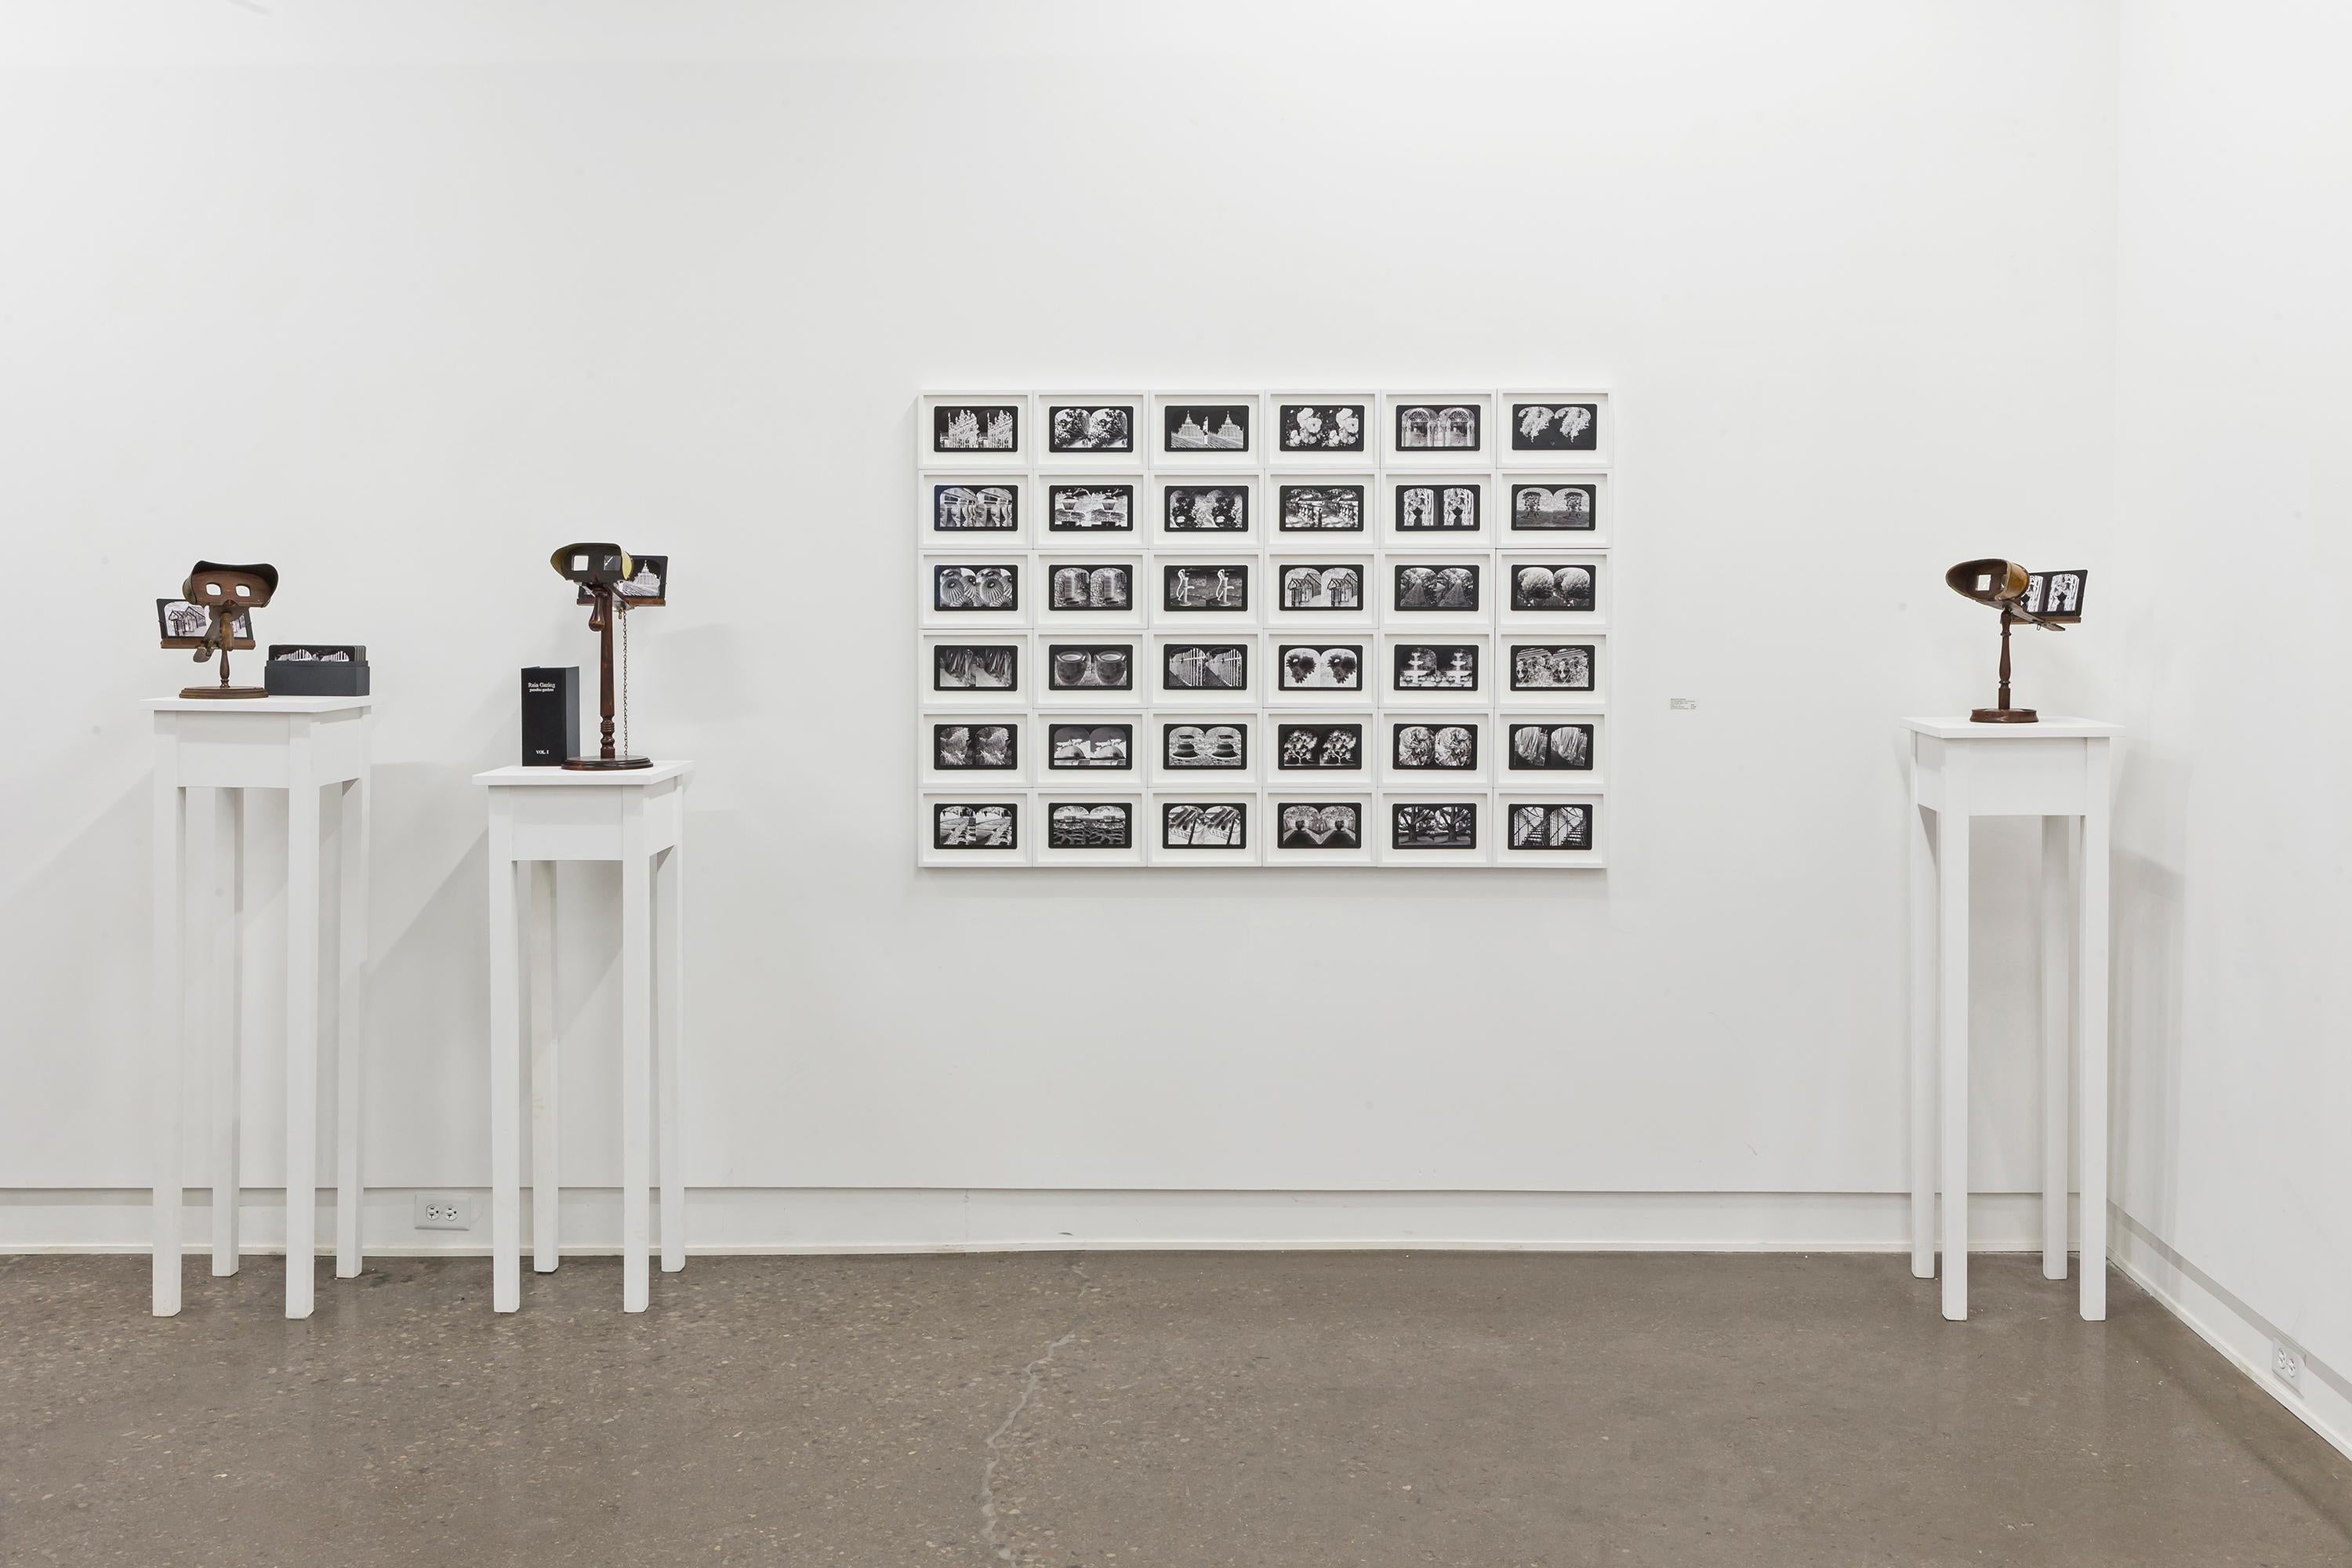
<box><xmin>916</xmin><ymin>390</ymin><xmax>1610</xmax><ymax>868</ymax></box>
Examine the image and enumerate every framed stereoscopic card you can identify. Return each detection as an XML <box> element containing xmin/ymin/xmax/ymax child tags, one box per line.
<box><xmin>1153</xmin><ymin>633</ymin><xmax>1252</xmax><ymax>703</ymax></box>
<box><xmin>1265</xmin><ymin>795</ymin><xmax>1373</xmax><ymax>866</ymax></box>
<box><xmin>1381</xmin><ymin>714</ymin><xmax>1490</xmax><ymax>786</ymax></box>
<box><xmin>1162</xmin><ymin>561</ymin><xmax>1253</xmax><ymax>616</ymax></box>
<box><xmin>1384</xmin><ymin>391</ymin><xmax>1491</xmax><ymax>466</ymax></box>
<box><xmin>1152</xmin><ymin>797</ymin><xmax>1254</xmax><ymax>866</ymax></box>
<box><xmin>1152</xmin><ymin>474</ymin><xmax>1254</xmax><ymax>545</ymax></box>
<box><xmin>1501</xmin><ymin>633</ymin><xmax>1606</xmax><ymax>706</ymax></box>
<box><xmin>1040</xmin><ymin>554</ymin><xmax>1145</xmax><ymax>628</ymax></box>
<box><xmin>1265</xmin><ymin>555</ymin><xmax>1373</xmax><ymax>629</ymax></box>
<box><xmin>1499</xmin><ymin>552</ymin><xmax>1606</xmax><ymax>629</ymax></box>
<box><xmin>921</xmin><ymin>713</ymin><xmax>1025</xmax><ymax>787</ymax></box>
<box><xmin>1275</xmin><ymin>477</ymin><xmax>1370</xmax><ymax>534</ymax></box>
<box><xmin>1036</xmin><ymin>639</ymin><xmax>1141</xmax><ymax>706</ymax></box>
<box><xmin>157</xmin><ymin>599</ymin><xmax>253</xmax><ymax>648</ymax></box>
<box><xmin>920</xmin><ymin>394</ymin><xmax>1024</xmax><ymax>466</ymax></box>
<box><xmin>918</xmin><ymin>793</ymin><xmax>1025</xmax><ymax>866</ymax></box>
<box><xmin>1385</xmin><ymin>796</ymin><xmax>1487</xmax><ymax>866</ymax></box>
<box><xmin>1045</xmin><ymin>717</ymin><xmax>1139</xmax><ymax>777</ymax></box>
<box><xmin>1037</xmin><ymin>794</ymin><xmax>1145</xmax><ymax>866</ymax></box>
<box><xmin>1153</xmin><ymin>714</ymin><xmax>1256</xmax><ymax>785</ymax></box>
<box><xmin>1385</xmin><ymin>475</ymin><xmax>1491</xmax><ymax>545</ymax></box>
<box><xmin>1497</xmin><ymin>793</ymin><xmax>1604</xmax><ymax>866</ymax></box>
<box><xmin>1508</xmin><ymin>473</ymin><xmax>1609</xmax><ymax>543</ymax></box>
<box><xmin>1501</xmin><ymin>390</ymin><xmax>1610</xmax><ymax>465</ymax></box>
<box><xmin>1152</xmin><ymin>394</ymin><xmax>1254</xmax><ymax>463</ymax></box>
<box><xmin>1272</xmin><ymin>717</ymin><xmax>1368</xmax><ymax>774</ymax></box>
<box><xmin>923</xmin><ymin>474</ymin><xmax>1025</xmax><ymax>543</ymax></box>
<box><xmin>1268</xmin><ymin>393</ymin><xmax>1373</xmax><ymax>463</ymax></box>
<box><xmin>1037</xmin><ymin>394</ymin><xmax>1145</xmax><ymax>467</ymax></box>
<box><xmin>923</xmin><ymin>558</ymin><xmax>1025</xmax><ymax>628</ymax></box>
<box><xmin>925</xmin><ymin>635</ymin><xmax>1025</xmax><ymax>701</ymax></box>
<box><xmin>1504</xmin><ymin>715</ymin><xmax>1604</xmax><ymax>785</ymax></box>
<box><xmin>1381</xmin><ymin>633</ymin><xmax>1490</xmax><ymax>706</ymax></box>
<box><xmin>1388</xmin><ymin>560</ymin><xmax>1487</xmax><ymax>625</ymax></box>
<box><xmin>1046</xmin><ymin>478</ymin><xmax>1138</xmax><ymax>534</ymax></box>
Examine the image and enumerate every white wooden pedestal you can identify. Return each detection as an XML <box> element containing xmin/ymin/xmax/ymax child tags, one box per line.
<box><xmin>1903</xmin><ymin>716</ymin><xmax>2119</xmax><ymax>1323</ymax></box>
<box><xmin>150</xmin><ymin>695</ymin><xmax>374</xmax><ymax>1319</ymax></box>
<box><xmin>477</xmin><ymin>763</ymin><xmax>690</xmax><ymax>1313</ymax></box>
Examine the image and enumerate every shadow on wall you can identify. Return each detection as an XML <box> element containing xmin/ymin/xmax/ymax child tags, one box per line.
<box><xmin>2111</xmin><ymin>837</ymin><xmax>2184</xmax><ymax>1255</ymax></box>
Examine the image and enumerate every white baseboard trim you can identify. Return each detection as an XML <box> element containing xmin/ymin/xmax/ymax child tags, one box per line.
<box><xmin>2</xmin><ymin>1185</ymin><xmax>2078</xmax><ymax>1256</ymax></box>
<box><xmin>2111</xmin><ymin>1210</ymin><xmax>2351</xmax><ymax>1463</ymax></box>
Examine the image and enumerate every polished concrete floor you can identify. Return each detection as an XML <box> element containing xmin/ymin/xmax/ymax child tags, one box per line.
<box><xmin>2</xmin><ymin>1251</ymin><xmax>2345</xmax><ymax>1566</ymax></box>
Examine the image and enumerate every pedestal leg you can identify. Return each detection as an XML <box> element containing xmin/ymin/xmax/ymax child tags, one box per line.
<box><xmin>1907</xmin><ymin>794</ymin><xmax>1936</xmax><ymax>1279</ymax></box>
<box><xmin>657</xmin><ymin>833</ymin><xmax>685</xmax><ymax>1274</ymax></box>
<box><xmin>2079</xmin><ymin>746</ymin><xmax>2112</xmax><ymax>1321</ymax></box>
<box><xmin>151</xmin><ymin>730</ymin><xmax>187</xmax><ymax>1318</ymax></box>
<box><xmin>336</xmin><ymin>770</ymin><xmax>369</xmax><ymax>1279</ymax></box>
<box><xmin>1937</xmin><ymin>765</ymin><xmax>1971</xmax><ymax>1322</ymax></box>
<box><xmin>285</xmin><ymin>741</ymin><xmax>321</xmax><ymax>1320</ymax></box>
<box><xmin>206</xmin><ymin>789</ymin><xmax>244</xmax><ymax>1276</ymax></box>
<box><xmin>2040</xmin><ymin>815</ymin><xmax>2073</xmax><ymax>1280</ymax></box>
<box><xmin>488</xmin><ymin>815</ymin><xmax>523</xmax><ymax>1313</ymax></box>
<box><xmin>620</xmin><ymin>803</ymin><xmax>652</xmax><ymax>1313</ymax></box>
<box><xmin>528</xmin><ymin>861</ymin><xmax>561</xmax><ymax>1272</ymax></box>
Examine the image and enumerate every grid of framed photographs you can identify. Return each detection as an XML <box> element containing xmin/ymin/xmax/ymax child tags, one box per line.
<box><xmin>916</xmin><ymin>390</ymin><xmax>1611</xmax><ymax>867</ymax></box>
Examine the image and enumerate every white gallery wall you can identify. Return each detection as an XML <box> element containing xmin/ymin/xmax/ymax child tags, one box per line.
<box><xmin>1</xmin><ymin>5</ymin><xmax>2121</xmax><ymax>1224</ymax></box>
<box><xmin>2111</xmin><ymin>2</ymin><xmax>2352</xmax><ymax>1407</ymax></box>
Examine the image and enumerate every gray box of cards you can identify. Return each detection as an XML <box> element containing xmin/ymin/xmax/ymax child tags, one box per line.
<box><xmin>263</xmin><ymin>644</ymin><xmax>370</xmax><ymax>696</ymax></box>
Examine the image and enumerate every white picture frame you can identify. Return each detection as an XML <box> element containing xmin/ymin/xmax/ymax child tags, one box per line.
<box><xmin>919</xmin><ymin>793</ymin><xmax>1028</xmax><ymax>866</ymax></box>
<box><xmin>1150</xmin><ymin>711</ymin><xmax>1258</xmax><ymax>786</ymax></box>
<box><xmin>1036</xmin><ymin>551</ymin><xmax>1147</xmax><ymax>630</ymax></box>
<box><xmin>1149</xmin><ymin>794</ymin><xmax>1257</xmax><ymax>865</ymax></box>
<box><xmin>1378</xmin><ymin>712</ymin><xmax>1492</xmax><ymax>787</ymax></box>
<box><xmin>920</xmin><ymin>710</ymin><xmax>1028</xmax><ymax>787</ymax></box>
<box><xmin>1036</xmin><ymin>793</ymin><xmax>1147</xmax><ymax>866</ymax></box>
<box><xmin>1497</xmin><ymin>550</ymin><xmax>1607</xmax><ymax>630</ymax></box>
<box><xmin>1036</xmin><ymin>392</ymin><xmax>1147</xmax><ymax>470</ymax></box>
<box><xmin>1496</xmin><ymin>792</ymin><xmax>1605</xmax><ymax>866</ymax></box>
<box><xmin>1152</xmin><ymin>474</ymin><xmax>1258</xmax><ymax>548</ymax></box>
<box><xmin>1499</xmin><ymin>390</ymin><xmax>1610</xmax><ymax>467</ymax></box>
<box><xmin>1381</xmin><ymin>793</ymin><xmax>1491</xmax><ymax>866</ymax></box>
<box><xmin>1383</xmin><ymin>391</ymin><xmax>1493</xmax><ymax>466</ymax></box>
<box><xmin>921</xmin><ymin>471</ymin><xmax>1028</xmax><ymax>546</ymax></box>
<box><xmin>1035</xmin><ymin>634</ymin><xmax>1144</xmax><ymax>708</ymax></box>
<box><xmin>1265</xmin><ymin>391</ymin><xmax>1377</xmax><ymax>467</ymax></box>
<box><xmin>1265</xmin><ymin>552</ymin><xmax>1375</xmax><ymax>630</ymax></box>
<box><xmin>1152</xmin><ymin>631</ymin><xmax>1256</xmax><ymax>706</ymax></box>
<box><xmin>919</xmin><ymin>392</ymin><xmax>1027</xmax><ymax>468</ymax></box>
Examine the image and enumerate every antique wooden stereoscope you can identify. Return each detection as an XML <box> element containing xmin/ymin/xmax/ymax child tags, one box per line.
<box><xmin>1944</xmin><ymin>557</ymin><xmax>2088</xmax><ymax>723</ymax></box>
<box><xmin>550</xmin><ymin>543</ymin><xmax>665</xmax><ymax>769</ymax></box>
<box><xmin>157</xmin><ymin>561</ymin><xmax>278</xmax><ymax>699</ymax></box>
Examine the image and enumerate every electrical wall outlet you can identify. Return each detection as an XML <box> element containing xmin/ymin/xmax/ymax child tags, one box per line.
<box><xmin>2272</xmin><ymin>1339</ymin><xmax>2305</xmax><ymax>1392</ymax></box>
<box><xmin>413</xmin><ymin>1193</ymin><xmax>474</xmax><ymax>1232</ymax></box>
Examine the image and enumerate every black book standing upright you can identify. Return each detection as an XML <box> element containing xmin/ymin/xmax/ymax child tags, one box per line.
<box><xmin>521</xmin><ymin>666</ymin><xmax>580</xmax><ymax>766</ymax></box>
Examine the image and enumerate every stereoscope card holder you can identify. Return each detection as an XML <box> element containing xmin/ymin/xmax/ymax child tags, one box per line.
<box><xmin>916</xmin><ymin>390</ymin><xmax>1613</xmax><ymax>867</ymax></box>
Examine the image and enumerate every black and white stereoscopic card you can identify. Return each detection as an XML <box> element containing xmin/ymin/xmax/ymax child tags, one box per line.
<box><xmin>1508</xmin><ymin>802</ymin><xmax>1594</xmax><ymax>851</ymax></box>
<box><xmin>1279</xmin><ymin>564</ymin><xmax>1363</xmax><ymax>611</ymax></box>
<box><xmin>1046</xmin><ymin>403</ymin><xmax>1135</xmax><ymax>454</ymax></box>
<box><xmin>1393</xmin><ymin>563</ymin><xmax>1482</xmax><ymax>612</ymax></box>
<box><xmin>1391</xmin><ymin>801</ymin><xmax>1478</xmax><ymax>851</ymax></box>
<box><xmin>931</xmin><ymin>403</ymin><xmax>1019</xmax><ymax>454</ymax></box>
<box><xmin>1047</xmin><ymin>562</ymin><xmax>1132</xmax><ymax>610</ymax></box>
<box><xmin>1277</xmin><ymin>643</ymin><xmax>1364</xmax><ymax>691</ymax></box>
<box><xmin>1046</xmin><ymin>644</ymin><xmax>1134</xmax><ymax>691</ymax></box>
<box><xmin>933</xmin><ymin>801</ymin><xmax>1018</xmax><ymax>848</ymax></box>
<box><xmin>1163</xmin><ymin>564</ymin><xmax>1250</xmax><ymax>612</ymax></box>
<box><xmin>1161</xmin><ymin>800</ymin><xmax>1247</xmax><ymax>849</ymax></box>
<box><xmin>1509</xmin><ymin>400</ymin><xmax>1599</xmax><ymax>452</ymax></box>
<box><xmin>1048</xmin><ymin>801</ymin><xmax>1133</xmax><ymax>850</ymax></box>
<box><xmin>1162</xmin><ymin>641</ymin><xmax>1249</xmax><ymax>692</ymax></box>
<box><xmin>932</xmin><ymin>482</ymin><xmax>1018</xmax><ymax>532</ymax></box>
<box><xmin>1276</xmin><ymin>722</ymin><xmax>1364</xmax><ymax>771</ymax></box>
<box><xmin>1161</xmin><ymin>402</ymin><xmax>1251</xmax><ymax>454</ymax></box>
<box><xmin>1276</xmin><ymin>802</ymin><xmax>1361</xmax><ymax>850</ymax></box>
<box><xmin>1278</xmin><ymin>483</ymin><xmax>1365</xmax><ymax>532</ymax></box>
<box><xmin>932</xmin><ymin>563</ymin><xmax>1018</xmax><ymax>612</ymax></box>
<box><xmin>2022</xmin><ymin>568</ymin><xmax>2088</xmax><ymax>620</ymax></box>
<box><xmin>1274</xmin><ymin>401</ymin><xmax>1367</xmax><ymax>453</ymax></box>
<box><xmin>1508</xmin><ymin>721</ymin><xmax>1594</xmax><ymax>771</ymax></box>
<box><xmin>1392</xmin><ymin>722</ymin><xmax>1479</xmax><ymax>771</ymax></box>
<box><xmin>1509</xmin><ymin>562</ymin><xmax>1596</xmax><ymax>612</ymax></box>
<box><xmin>932</xmin><ymin>642</ymin><xmax>1020</xmax><ymax>692</ymax></box>
<box><xmin>1392</xmin><ymin>644</ymin><xmax>1480</xmax><ymax>692</ymax></box>
<box><xmin>1163</xmin><ymin>483</ymin><xmax>1250</xmax><ymax>534</ymax></box>
<box><xmin>1162</xmin><ymin>721</ymin><xmax>1248</xmax><ymax>771</ymax></box>
<box><xmin>158</xmin><ymin>601</ymin><xmax>252</xmax><ymax>644</ymax></box>
<box><xmin>1392</xmin><ymin>401</ymin><xmax>1481</xmax><ymax>452</ymax></box>
<box><xmin>933</xmin><ymin>721</ymin><xmax>1017</xmax><ymax>771</ymax></box>
<box><xmin>1394</xmin><ymin>482</ymin><xmax>1481</xmax><ymax>533</ymax></box>
<box><xmin>1049</xmin><ymin>722</ymin><xmax>1134</xmax><ymax>770</ymax></box>
<box><xmin>1510</xmin><ymin>482</ymin><xmax>1595</xmax><ymax>531</ymax></box>
<box><xmin>1048</xmin><ymin>483</ymin><xmax>1134</xmax><ymax>532</ymax></box>
<box><xmin>1508</xmin><ymin>642</ymin><xmax>1595</xmax><ymax>692</ymax></box>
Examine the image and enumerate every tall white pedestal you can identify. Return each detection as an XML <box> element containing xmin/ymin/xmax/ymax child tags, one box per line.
<box><xmin>477</xmin><ymin>763</ymin><xmax>691</xmax><ymax>1313</ymax></box>
<box><xmin>149</xmin><ymin>695</ymin><xmax>374</xmax><ymax>1319</ymax></box>
<box><xmin>1903</xmin><ymin>715</ymin><xmax>2118</xmax><ymax>1323</ymax></box>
